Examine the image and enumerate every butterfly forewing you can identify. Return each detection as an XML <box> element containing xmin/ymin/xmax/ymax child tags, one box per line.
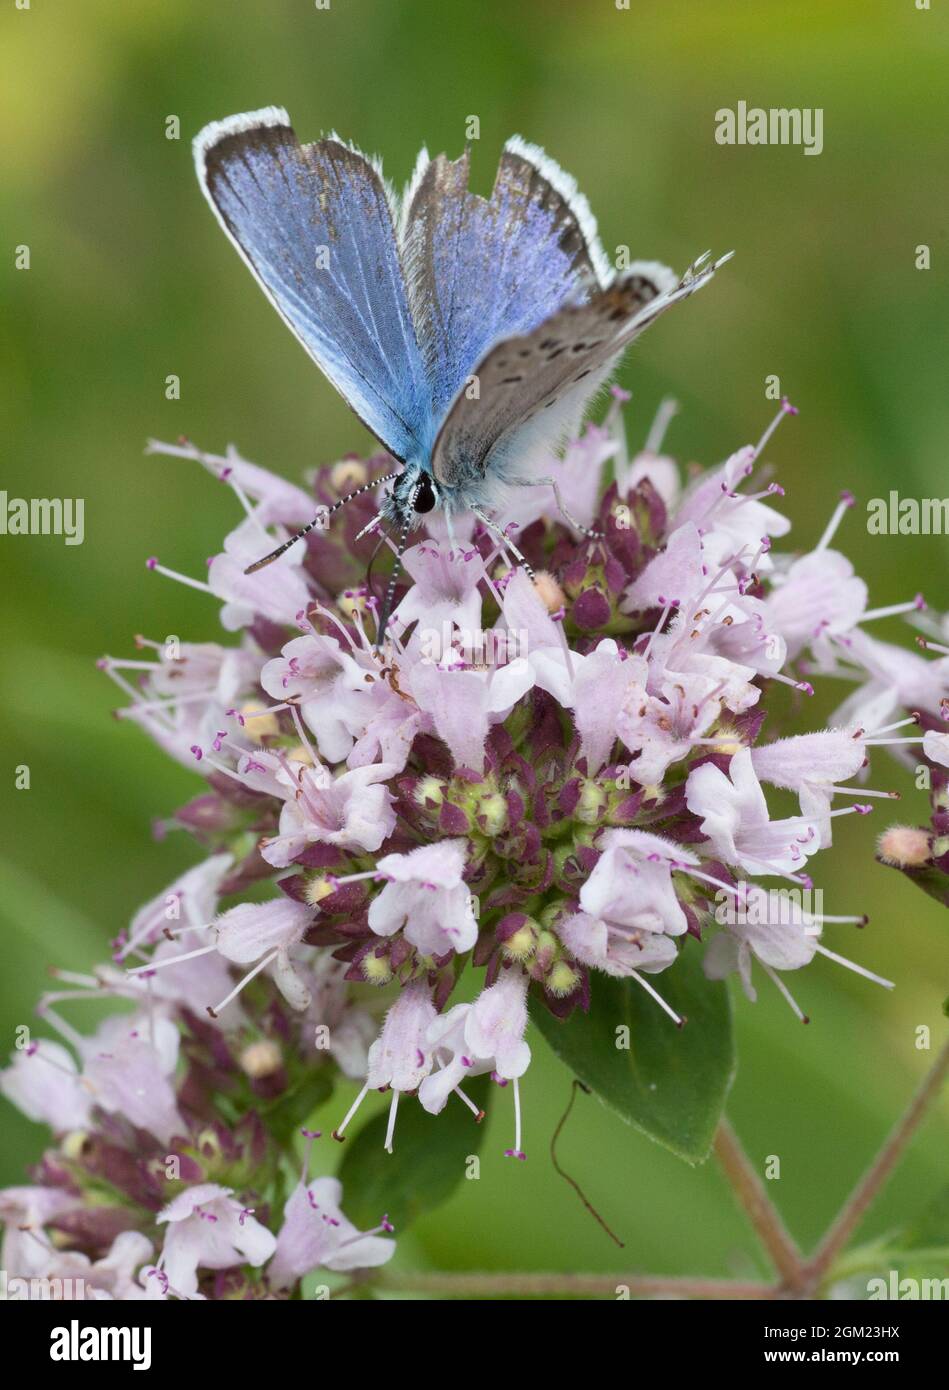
<box><xmin>195</xmin><ymin>108</ymin><xmax>431</xmax><ymax>463</ymax></box>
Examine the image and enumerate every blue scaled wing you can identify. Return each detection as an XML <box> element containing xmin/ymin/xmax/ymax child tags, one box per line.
<box><xmin>195</xmin><ymin>107</ymin><xmax>431</xmax><ymax>463</ymax></box>
<box><xmin>400</xmin><ymin>136</ymin><xmax>611</xmax><ymax>425</ymax></box>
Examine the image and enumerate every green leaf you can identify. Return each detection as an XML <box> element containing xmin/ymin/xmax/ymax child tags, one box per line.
<box><xmin>262</xmin><ymin>1069</ymin><xmax>334</xmax><ymax>1146</ymax></box>
<box><xmin>530</xmin><ymin>947</ymin><xmax>735</xmax><ymax>1164</ymax></box>
<box><xmin>338</xmin><ymin>1075</ymin><xmax>491</xmax><ymax>1230</ymax></box>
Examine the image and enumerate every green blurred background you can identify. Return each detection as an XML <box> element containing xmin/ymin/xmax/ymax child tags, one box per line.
<box><xmin>1</xmin><ymin>0</ymin><xmax>946</xmax><ymax>1287</ymax></box>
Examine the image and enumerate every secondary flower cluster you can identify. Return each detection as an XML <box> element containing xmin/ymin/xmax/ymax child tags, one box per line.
<box><xmin>3</xmin><ymin>394</ymin><xmax>947</xmax><ymax>1298</ymax></box>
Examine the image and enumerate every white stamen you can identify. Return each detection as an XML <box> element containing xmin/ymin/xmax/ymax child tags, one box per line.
<box><xmin>630</xmin><ymin>970</ymin><xmax>684</xmax><ymax>1026</ymax></box>
<box><xmin>35</xmin><ymin>1005</ymin><xmax>86</xmax><ymax>1052</ymax></box>
<box><xmin>814</xmin><ymin>943</ymin><xmax>894</xmax><ymax>989</ymax></box>
<box><xmin>327</xmin><ymin>869</ymin><xmax>380</xmax><ymax>887</ymax></box>
<box><xmin>334</xmin><ymin>1083</ymin><xmax>371</xmax><ymax>1141</ymax></box>
<box><xmin>761</xmin><ymin>962</ymin><xmax>809</xmax><ymax>1023</ymax></box>
<box><xmin>208</xmin><ymin>949</ymin><xmax>280</xmax><ymax>1016</ymax></box>
<box><xmin>553</xmin><ymin>611</ymin><xmax>576</xmax><ymax>681</ymax></box>
<box><xmin>383</xmin><ymin>1089</ymin><xmax>400</xmax><ymax>1154</ymax></box>
<box><xmin>147</xmin><ymin>560</ymin><xmax>212</xmax><ymax>594</ymax></box>
<box><xmin>751</xmin><ymin>401</ymin><xmax>794</xmax><ymax>461</ymax></box>
<box><xmin>642</xmin><ymin>598</ymin><xmax>677</xmax><ymax>660</ymax></box>
<box><xmin>864</xmin><ymin>714</ymin><xmax>919</xmax><ymax>738</ymax></box>
<box><xmin>127</xmin><ymin>942</ymin><xmax>217</xmax><ymax>974</ymax></box>
<box><xmin>815</xmin><ymin>492</ymin><xmax>855</xmax><ymax>553</ymax></box>
<box><xmin>102</xmin><ymin>658</ymin><xmax>162</xmax><ymax>672</ymax></box>
<box><xmin>861</xmin><ymin>597</ymin><xmax>925</xmax><ymax>623</ymax></box>
<box><xmin>645</xmin><ymin>396</ymin><xmax>678</xmax><ymax>454</ymax></box>
<box><xmin>827</xmin><ymin>785</ymin><xmax>898</xmax><ymax>799</ymax></box>
<box><xmin>115</xmin><ymin>687</ymin><xmax>220</xmax><ymax>718</ymax></box>
<box><xmin>768</xmin><ymin>669</ymin><xmax>814</xmax><ymax>694</ymax></box>
<box><xmin>453</xmin><ymin>1085</ymin><xmax>484</xmax><ymax>1119</ymax></box>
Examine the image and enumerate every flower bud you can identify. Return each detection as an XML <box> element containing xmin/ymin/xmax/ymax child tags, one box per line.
<box><xmin>534</xmin><ymin>929</ymin><xmax>561</xmax><ymax>974</ymax></box>
<box><xmin>240</xmin><ymin>701</ymin><xmax>280</xmax><ymax>741</ymax></box>
<box><xmin>475</xmin><ymin>791</ymin><xmax>508</xmax><ymax>837</ymax></box>
<box><xmin>362</xmin><ymin>950</ymin><xmax>394</xmax><ymax>986</ymax></box>
<box><xmin>196</xmin><ymin>1127</ymin><xmax>224</xmax><ymax>1162</ymax></box>
<box><xmin>329</xmin><ymin>457</ymin><xmax>369</xmax><ymax>492</ymax></box>
<box><xmin>546</xmin><ymin>960</ymin><xmax>582</xmax><ymax>997</ymax></box>
<box><xmin>61</xmin><ymin>1130</ymin><xmax>89</xmax><ymax>1160</ymax></box>
<box><xmin>304</xmin><ymin>875</ymin><xmax>336</xmax><ymax>907</ymax></box>
<box><xmin>532</xmin><ymin>570</ymin><xmax>566</xmax><ymax>613</ymax></box>
<box><xmin>571</xmin><ymin>585</ymin><xmax>612</xmax><ymax>631</ymax></box>
<box><xmin>576</xmin><ymin>779</ymin><xmax>608</xmax><ymax>824</ymax></box>
<box><xmin>497</xmin><ymin>913</ymin><xmax>539</xmax><ymax>962</ymax></box>
<box><xmin>240</xmin><ymin>1039</ymin><xmax>283</xmax><ymax>1079</ymax></box>
<box><xmin>414</xmin><ymin>775</ymin><xmax>445</xmax><ymax>809</ymax></box>
<box><xmin>877</xmin><ymin>825</ymin><xmax>931</xmax><ymax>868</ymax></box>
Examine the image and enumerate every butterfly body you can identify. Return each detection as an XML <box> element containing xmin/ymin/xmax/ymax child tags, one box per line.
<box><xmin>193</xmin><ymin>108</ymin><xmax>729</xmax><ymax>617</ymax></box>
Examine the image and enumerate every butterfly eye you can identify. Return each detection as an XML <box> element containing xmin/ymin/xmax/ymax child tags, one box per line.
<box><xmin>413</xmin><ymin>474</ymin><xmax>437</xmax><ymax>514</ymax></box>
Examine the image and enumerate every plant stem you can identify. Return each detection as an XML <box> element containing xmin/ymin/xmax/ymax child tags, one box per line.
<box><xmin>368</xmin><ymin>1039</ymin><xmax>948</xmax><ymax>1303</ymax></box>
<box><xmin>713</xmin><ymin>1117</ymin><xmax>807</xmax><ymax>1291</ymax></box>
<box><xmin>805</xmin><ymin>1035</ymin><xmax>949</xmax><ymax>1288</ymax></box>
<box><xmin>375</xmin><ymin>1270</ymin><xmax>777</xmax><ymax>1299</ymax></box>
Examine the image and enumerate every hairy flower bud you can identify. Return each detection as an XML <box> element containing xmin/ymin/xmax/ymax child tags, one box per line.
<box><xmin>240</xmin><ymin>1039</ymin><xmax>283</xmax><ymax>1078</ymax></box>
<box><xmin>877</xmin><ymin>825</ymin><xmax>931</xmax><ymax>868</ymax></box>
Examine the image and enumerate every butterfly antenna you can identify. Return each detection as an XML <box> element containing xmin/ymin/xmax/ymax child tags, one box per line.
<box><xmin>243</xmin><ymin>470</ymin><xmax>402</xmax><ymax>575</ymax></box>
<box><xmin>374</xmin><ymin>509</ymin><xmax>416</xmax><ymax>651</ymax></box>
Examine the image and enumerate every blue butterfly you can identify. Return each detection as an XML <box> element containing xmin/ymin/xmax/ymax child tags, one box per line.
<box><xmin>194</xmin><ymin>107</ymin><xmax>729</xmax><ymax>637</ymax></box>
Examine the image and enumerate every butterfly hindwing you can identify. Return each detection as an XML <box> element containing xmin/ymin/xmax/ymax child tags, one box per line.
<box><xmin>401</xmin><ymin>137</ymin><xmax>608</xmax><ymax>423</ymax></box>
<box><xmin>194</xmin><ymin>108</ymin><xmax>431</xmax><ymax>463</ymax></box>
<box><xmin>430</xmin><ymin>257</ymin><xmax>724</xmax><ymax>491</ymax></box>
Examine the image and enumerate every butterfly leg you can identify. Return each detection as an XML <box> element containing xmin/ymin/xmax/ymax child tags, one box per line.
<box><xmin>508</xmin><ymin>477</ymin><xmax>604</xmax><ymax>543</ymax></box>
<box><xmin>472</xmin><ymin>508</ymin><xmax>536</xmax><ymax>583</ymax></box>
<box><xmin>443</xmin><ymin>509</ymin><xmax>458</xmax><ymax>555</ymax></box>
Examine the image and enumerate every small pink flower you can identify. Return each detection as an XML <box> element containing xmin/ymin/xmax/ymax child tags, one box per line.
<box><xmin>261</xmin><ymin>763</ymin><xmax>397</xmax><ymax>866</ymax></box>
<box><xmin>156</xmin><ymin>1184</ymin><xmax>276</xmax><ymax>1299</ymax></box>
<box><xmin>260</xmin><ymin>632</ymin><xmax>374</xmax><ymax>763</ymax></box>
<box><xmin>369</xmin><ymin>839</ymin><xmax>476</xmax><ymax>957</ymax></box>
<box><xmin>686</xmin><ymin>748</ymin><xmax>820</xmax><ymax>877</ymax></box>
<box><xmin>269</xmin><ymin>1177</ymin><xmax>395</xmax><ymax>1287</ymax></box>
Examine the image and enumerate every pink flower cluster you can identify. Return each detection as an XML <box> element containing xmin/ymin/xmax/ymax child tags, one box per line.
<box><xmin>3</xmin><ymin>395</ymin><xmax>947</xmax><ymax>1298</ymax></box>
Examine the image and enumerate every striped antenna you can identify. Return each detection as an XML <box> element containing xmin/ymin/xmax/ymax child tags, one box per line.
<box><xmin>243</xmin><ymin>470</ymin><xmax>402</xmax><ymax>575</ymax></box>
